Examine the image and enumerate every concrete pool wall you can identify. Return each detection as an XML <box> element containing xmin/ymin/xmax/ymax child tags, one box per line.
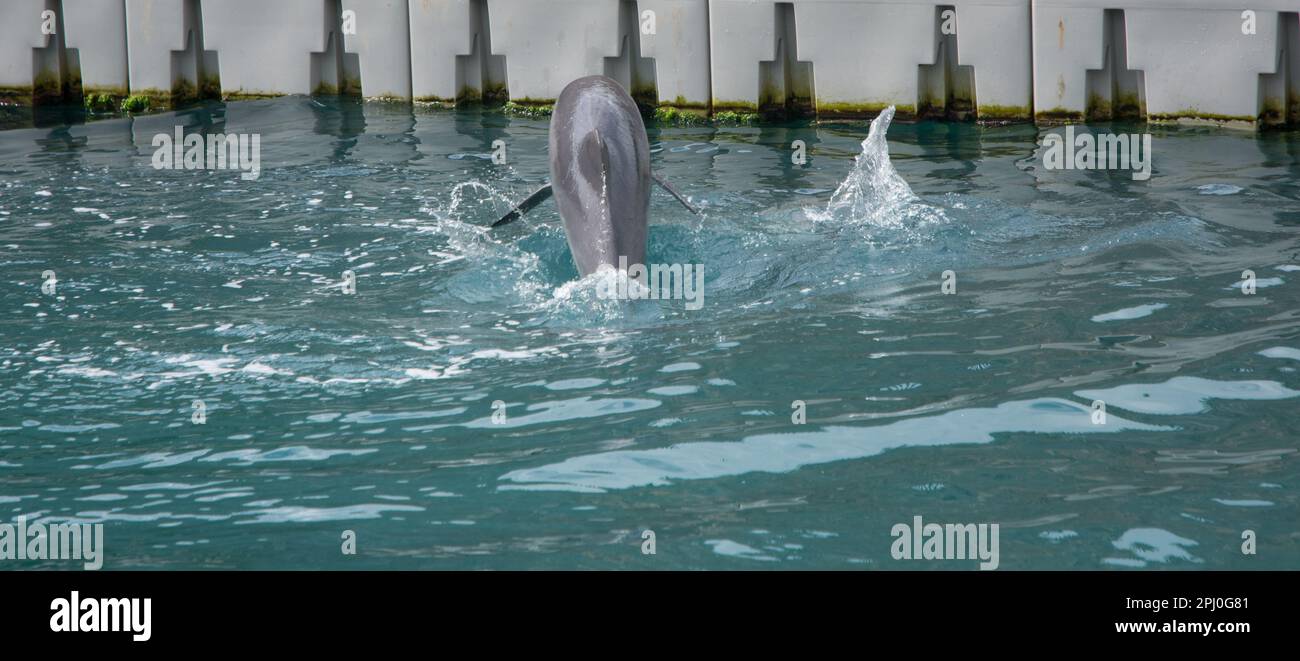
<box><xmin>1</xmin><ymin>0</ymin><xmax>1297</xmax><ymax>127</ymax></box>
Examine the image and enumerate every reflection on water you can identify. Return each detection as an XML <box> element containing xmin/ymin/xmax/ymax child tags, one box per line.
<box><xmin>1</xmin><ymin>97</ymin><xmax>1298</xmax><ymax>569</ymax></box>
<box><xmin>501</xmin><ymin>397</ymin><xmax>1169</xmax><ymax>491</ymax></box>
<box><xmin>500</xmin><ymin>378</ymin><xmax>1297</xmax><ymax>492</ymax></box>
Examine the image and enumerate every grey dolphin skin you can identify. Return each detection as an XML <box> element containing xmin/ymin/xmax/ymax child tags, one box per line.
<box><xmin>493</xmin><ymin>75</ymin><xmax>698</xmax><ymax>276</ymax></box>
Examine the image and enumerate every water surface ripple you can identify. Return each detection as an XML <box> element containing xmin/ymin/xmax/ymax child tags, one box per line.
<box><xmin>2</xmin><ymin>99</ymin><xmax>1298</xmax><ymax>569</ymax></box>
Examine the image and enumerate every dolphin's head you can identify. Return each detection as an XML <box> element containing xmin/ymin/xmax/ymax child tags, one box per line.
<box><xmin>548</xmin><ymin>76</ymin><xmax>651</xmax><ymax>277</ymax></box>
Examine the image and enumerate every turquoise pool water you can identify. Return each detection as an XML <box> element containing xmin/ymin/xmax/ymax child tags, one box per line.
<box><xmin>2</xmin><ymin>98</ymin><xmax>1298</xmax><ymax>569</ymax></box>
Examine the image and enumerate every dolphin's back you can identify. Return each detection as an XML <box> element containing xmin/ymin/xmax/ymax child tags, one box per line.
<box><xmin>548</xmin><ymin>76</ymin><xmax>651</xmax><ymax>276</ymax></box>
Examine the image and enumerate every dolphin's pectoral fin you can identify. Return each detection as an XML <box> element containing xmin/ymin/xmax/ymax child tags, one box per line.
<box><xmin>492</xmin><ymin>184</ymin><xmax>554</xmax><ymax>228</ymax></box>
<box><xmin>652</xmin><ymin>172</ymin><xmax>700</xmax><ymax>215</ymax></box>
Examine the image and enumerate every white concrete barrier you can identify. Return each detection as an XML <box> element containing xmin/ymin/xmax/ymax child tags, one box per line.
<box><xmin>1032</xmin><ymin>2</ymin><xmax>1105</xmax><ymax>121</ymax></box>
<box><xmin>1</xmin><ymin>0</ymin><xmax>61</xmax><ymax>104</ymax></box>
<box><xmin>486</xmin><ymin>0</ymin><xmax>623</xmax><ymax>104</ymax></box>
<box><xmin>707</xmin><ymin>0</ymin><xmax>779</xmax><ymax>111</ymax></box>
<box><xmin>63</xmin><ymin>0</ymin><xmax>130</xmax><ymax>98</ymax></box>
<box><xmin>793</xmin><ymin>0</ymin><xmax>935</xmax><ymax>117</ymax></box>
<box><xmin>201</xmin><ymin>0</ymin><xmax>349</xmax><ymax>97</ymax></box>
<box><xmin>637</xmin><ymin>0</ymin><xmax>711</xmax><ymax>109</ymax></box>
<box><xmin>603</xmin><ymin>0</ymin><xmax>659</xmax><ymax>105</ymax></box>
<box><xmin>710</xmin><ymin>1</ymin><xmax>1031</xmax><ymax>119</ymax></box>
<box><xmin>410</xmin><ymin>0</ymin><xmax>706</xmax><ymax>109</ymax></box>
<box><xmin>408</xmin><ymin>0</ymin><xmax>476</xmax><ymax>103</ymax></box>
<box><xmin>125</xmin><ymin>0</ymin><xmax>207</xmax><ymax>104</ymax></box>
<box><xmin>341</xmin><ymin>0</ymin><xmax>412</xmax><ymax>100</ymax></box>
<box><xmin>1034</xmin><ymin>0</ymin><xmax>1296</xmax><ymax>125</ymax></box>
<box><xmin>946</xmin><ymin>0</ymin><xmax>1032</xmax><ymax>120</ymax></box>
<box><xmin>1259</xmin><ymin>10</ymin><xmax>1299</xmax><ymax>126</ymax></box>
<box><xmin>1</xmin><ymin>0</ymin><xmax>1297</xmax><ymax>128</ymax></box>
<box><xmin>410</xmin><ymin>0</ymin><xmax>513</xmax><ymax>105</ymax></box>
<box><xmin>1126</xmin><ymin>4</ymin><xmax>1279</xmax><ymax>124</ymax></box>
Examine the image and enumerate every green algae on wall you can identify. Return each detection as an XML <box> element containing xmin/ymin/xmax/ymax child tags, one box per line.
<box><xmin>201</xmin><ymin>75</ymin><xmax>222</xmax><ymax>101</ymax></box>
<box><xmin>973</xmin><ymin>104</ymin><xmax>1032</xmax><ymax>122</ymax></box>
<box><xmin>362</xmin><ymin>94</ymin><xmax>411</xmax><ymax>103</ymax></box>
<box><xmin>1035</xmin><ymin>106</ymin><xmax>1086</xmax><ymax>125</ymax></box>
<box><xmin>173</xmin><ymin>79</ymin><xmax>201</xmax><ymax>105</ymax></box>
<box><xmin>84</xmin><ymin>92</ymin><xmax>116</xmax><ymax>112</ymax></box>
<box><xmin>477</xmin><ymin>83</ymin><xmax>510</xmax><ymax>105</ymax></box>
<box><xmin>1258</xmin><ymin>98</ymin><xmax>1287</xmax><ymax>126</ymax></box>
<box><xmin>0</xmin><ymin>86</ymin><xmax>36</xmax><ymax>107</ymax></box>
<box><xmin>166</xmin><ymin>77</ymin><xmax>223</xmax><ymax>107</ymax></box>
<box><xmin>709</xmin><ymin>101</ymin><xmax>763</xmax><ymax>123</ymax></box>
<box><xmin>120</xmin><ymin>94</ymin><xmax>152</xmax><ymax>113</ymax></box>
<box><xmin>119</xmin><ymin>88</ymin><xmax>170</xmax><ymax>111</ymax></box>
<box><xmin>224</xmin><ymin>90</ymin><xmax>287</xmax><ymax>101</ymax></box>
<box><xmin>82</xmin><ymin>87</ymin><xmax>128</xmax><ymax>113</ymax></box>
<box><xmin>1148</xmin><ymin>110</ymin><xmax>1254</xmax><ymax>123</ymax></box>
<box><xmin>713</xmin><ymin>96</ymin><xmax>804</xmax><ymax>122</ymax></box>
<box><xmin>31</xmin><ymin>71</ymin><xmax>66</xmax><ymax>105</ymax></box>
<box><xmin>650</xmin><ymin>105</ymin><xmax>710</xmax><ymax>126</ymax></box>
<box><xmin>116</xmin><ymin>80</ymin><xmax>222</xmax><ymax>111</ymax></box>
<box><xmin>630</xmin><ymin>85</ymin><xmax>659</xmax><ymax>109</ymax></box>
<box><xmin>451</xmin><ymin>87</ymin><xmax>483</xmax><ymax>105</ymax></box>
<box><xmin>1086</xmin><ymin>92</ymin><xmax>1143</xmax><ymax>121</ymax></box>
<box><xmin>311</xmin><ymin>76</ymin><xmax>361</xmax><ymax>97</ymax></box>
<box><xmin>711</xmin><ymin>110</ymin><xmax>761</xmax><ymax>125</ymax></box>
<box><xmin>414</xmin><ymin>96</ymin><xmax>457</xmax><ymax>108</ymax></box>
<box><xmin>1148</xmin><ymin>109</ymin><xmax>1257</xmax><ymax>130</ymax></box>
<box><xmin>917</xmin><ymin>99</ymin><xmax>960</xmax><ymax>121</ymax></box>
<box><xmin>503</xmin><ymin>100</ymin><xmax>554</xmax><ymax>118</ymax></box>
<box><xmin>712</xmin><ymin>99</ymin><xmax>760</xmax><ymax>113</ymax></box>
<box><xmin>423</xmin><ymin>83</ymin><xmax>510</xmax><ymax>108</ymax></box>
<box><xmin>815</xmin><ymin>101</ymin><xmax>917</xmax><ymax>120</ymax></box>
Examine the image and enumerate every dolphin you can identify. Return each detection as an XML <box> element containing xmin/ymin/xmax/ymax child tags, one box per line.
<box><xmin>493</xmin><ymin>75</ymin><xmax>698</xmax><ymax>276</ymax></box>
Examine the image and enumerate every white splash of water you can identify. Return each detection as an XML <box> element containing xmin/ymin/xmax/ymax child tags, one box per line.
<box><xmin>422</xmin><ymin>180</ymin><xmax>550</xmax><ymax>305</ymax></box>
<box><xmin>824</xmin><ymin>106</ymin><xmax>914</xmax><ymax>221</ymax></box>
<box><xmin>807</xmin><ymin>106</ymin><xmax>946</xmax><ymax>238</ymax></box>
<box><xmin>543</xmin><ymin>268</ymin><xmax>655</xmax><ymax>324</ymax></box>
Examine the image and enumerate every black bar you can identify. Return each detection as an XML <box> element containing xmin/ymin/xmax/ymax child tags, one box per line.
<box><xmin>3</xmin><ymin>570</ymin><xmax>1292</xmax><ymax>649</ymax></box>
